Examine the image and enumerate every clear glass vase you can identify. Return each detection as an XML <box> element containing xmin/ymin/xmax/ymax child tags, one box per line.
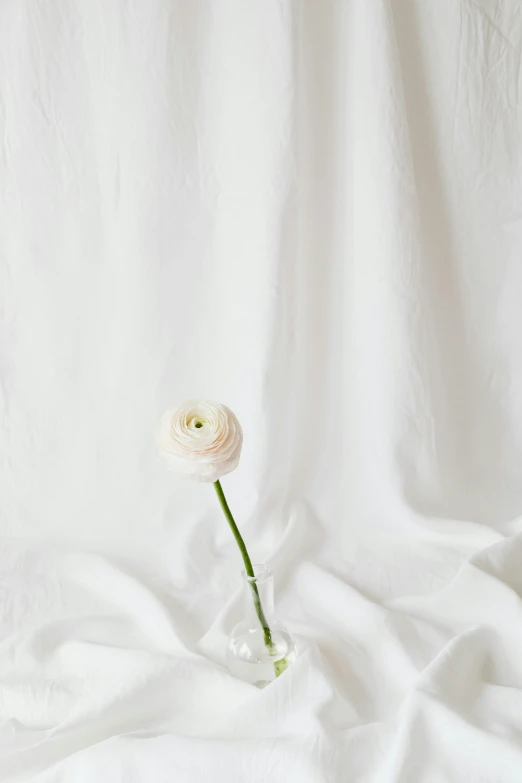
<box><xmin>226</xmin><ymin>564</ymin><xmax>296</xmax><ymax>687</ymax></box>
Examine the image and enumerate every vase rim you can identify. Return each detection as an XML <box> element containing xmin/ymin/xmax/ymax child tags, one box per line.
<box><xmin>241</xmin><ymin>564</ymin><xmax>273</xmax><ymax>585</ymax></box>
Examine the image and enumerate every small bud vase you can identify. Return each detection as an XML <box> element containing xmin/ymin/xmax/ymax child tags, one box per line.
<box><xmin>226</xmin><ymin>564</ymin><xmax>297</xmax><ymax>687</ymax></box>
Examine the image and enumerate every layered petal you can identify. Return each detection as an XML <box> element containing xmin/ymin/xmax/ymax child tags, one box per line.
<box><xmin>157</xmin><ymin>400</ymin><xmax>243</xmax><ymax>482</ymax></box>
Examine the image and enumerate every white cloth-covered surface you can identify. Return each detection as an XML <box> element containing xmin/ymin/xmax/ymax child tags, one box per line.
<box><xmin>2</xmin><ymin>0</ymin><xmax>522</xmax><ymax>780</ymax></box>
<box><xmin>2</xmin><ymin>528</ymin><xmax>522</xmax><ymax>782</ymax></box>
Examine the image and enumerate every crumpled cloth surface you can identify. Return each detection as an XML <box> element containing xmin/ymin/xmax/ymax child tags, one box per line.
<box><xmin>2</xmin><ymin>522</ymin><xmax>522</xmax><ymax>781</ymax></box>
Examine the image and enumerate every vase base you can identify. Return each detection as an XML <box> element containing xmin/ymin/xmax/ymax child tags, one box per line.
<box><xmin>226</xmin><ymin>627</ymin><xmax>296</xmax><ymax>686</ymax></box>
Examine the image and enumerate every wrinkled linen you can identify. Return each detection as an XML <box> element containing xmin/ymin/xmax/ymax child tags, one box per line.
<box><xmin>2</xmin><ymin>530</ymin><xmax>522</xmax><ymax>782</ymax></box>
<box><xmin>2</xmin><ymin>0</ymin><xmax>522</xmax><ymax>781</ymax></box>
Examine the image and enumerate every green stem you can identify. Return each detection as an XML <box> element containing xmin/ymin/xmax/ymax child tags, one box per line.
<box><xmin>213</xmin><ymin>479</ymin><xmax>273</xmax><ymax>649</ymax></box>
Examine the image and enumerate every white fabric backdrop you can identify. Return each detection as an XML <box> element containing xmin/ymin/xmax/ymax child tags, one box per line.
<box><xmin>1</xmin><ymin>0</ymin><xmax>522</xmax><ymax>780</ymax></box>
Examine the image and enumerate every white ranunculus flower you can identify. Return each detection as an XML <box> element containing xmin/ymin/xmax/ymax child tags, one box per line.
<box><xmin>157</xmin><ymin>400</ymin><xmax>243</xmax><ymax>482</ymax></box>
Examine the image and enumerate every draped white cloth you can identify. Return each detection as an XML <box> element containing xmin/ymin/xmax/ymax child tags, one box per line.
<box><xmin>1</xmin><ymin>1</ymin><xmax>522</xmax><ymax>780</ymax></box>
